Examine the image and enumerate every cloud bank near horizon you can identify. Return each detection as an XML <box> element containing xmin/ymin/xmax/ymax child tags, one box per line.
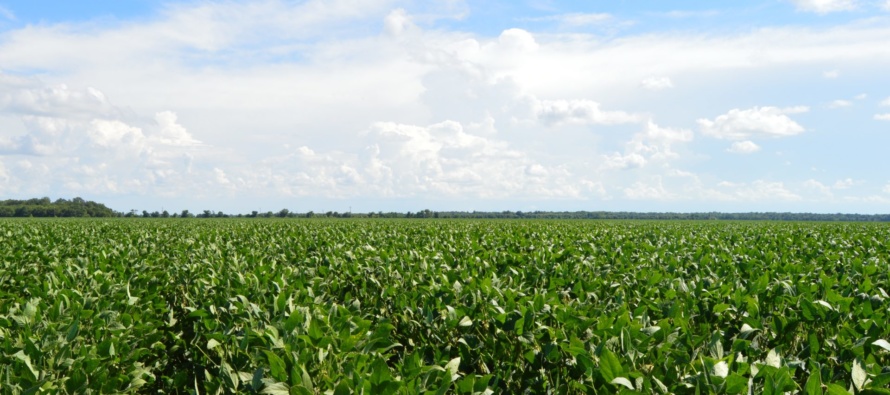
<box><xmin>1</xmin><ymin>0</ymin><xmax>890</xmax><ymax>213</ymax></box>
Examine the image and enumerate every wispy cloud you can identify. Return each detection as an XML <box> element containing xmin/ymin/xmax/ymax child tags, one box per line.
<box><xmin>0</xmin><ymin>6</ymin><xmax>14</xmax><ymax>21</ymax></box>
<box><xmin>518</xmin><ymin>12</ymin><xmax>613</xmax><ymax>27</ymax></box>
<box><xmin>788</xmin><ymin>0</ymin><xmax>858</xmax><ymax>14</ymax></box>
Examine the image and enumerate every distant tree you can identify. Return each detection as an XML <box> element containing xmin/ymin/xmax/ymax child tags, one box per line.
<box><xmin>161</xmin><ymin>210</ymin><xmax>170</xmax><ymax>218</ymax></box>
<box><xmin>277</xmin><ymin>209</ymin><xmax>289</xmax><ymax>218</ymax></box>
<box><xmin>142</xmin><ymin>210</ymin><xmax>150</xmax><ymax>218</ymax></box>
<box><xmin>181</xmin><ymin>209</ymin><xmax>191</xmax><ymax>218</ymax></box>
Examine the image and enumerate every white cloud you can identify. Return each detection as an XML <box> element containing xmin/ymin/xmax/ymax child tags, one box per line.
<box><xmin>883</xmin><ymin>183</ymin><xmax>890</xmax><ymax>194</ymax></box>
<box><xmin>521</xmin><ymin>13</ymin><xmax>613</xmax><ymax>27</ymax></box>
<box><xmin>640</xmin><ymin>77</ymin><xmax>674</xmax><ymax>91</ymax></box>
<box><xmin>604</xmin><ymin>152</ymin><xmax>648</xmax><ymax>170</ymax></box>
<box><xmin>789</xmin><ymin>0</ymin><xmax>858</xmax><ymax>13</ymax></box>
<box><xmin>728</xmin><ymin>140</ymin><xmax>761</xmax><ymax>154</ymax></box>
<box><xmin>883</xmin><ymin>0</ymin><xmax>890</xmax><ymax>11</ymax></box>
<box><xmin>0</xmin><ymin>6</ymin><xmax>14</xmax><ymax>21</ymax></box>
<box><xmin>855</xmin><ymin>93</ymin><xmax>867</xmax><ymax>100</ymax></box>
<box><xmin>603</xmin><ymin>121</ymin><xmax>693</xmax><ymax>169</ymax></box>
<box><xmin>828</xmin><ymin>99</ymin><xmax>852</xmax><ymax>109</ymax></box>
<box><xmin>875</xmin><ymin>113</ymin><xmax>890</xmax><ymax>121</ymax></box>
<box><xmin>822</xmin><ymin>70</ymin><xmax>840</xmax><ymax>78</ymax></box>
<box><xmin>534</xmin><ymin>99</ymin><xmax>641</xmax><ymax>126</ymax></box>
<box><xmin>154</xmin><ymin>111</ymin><xmax>201</xmax><ymax>146</ymax></box>
<box><xmin>698</xmin><ymin>106</ymin><xmax>807</xmax><ymax>140</ymax></box>
<box><xmin>804</xmin><ymin>179</ymin><xmax>833</xmax><ymax>197</ymax></box>
<box><xmin>833</xmin><ymin>178</ymin><xmax>856</xmax><ymax>189</ymax></box>
<box><xmin>88</xmin><ymin>119</ymin><xmax>145</xmax><ymax>149</ymax></box>
<box><xmin>660</xmin><ymin>10</ymin><xmax>721</xmax><ymax>18</ymax></box>
<box><xmin>248</xmin><ymin>119</ymin><xmax>590</xmax><ymax>200</ymax></box>
<box><xmin>881</xmin><ymin>97</ymin><xmax>890</xmax><ymax>106</ymax></box>
<box><xmin>624</xmin><ymin>177</ymin><xmax>673</xmax><ymax>200</ymax></box>
<box><xmin>1</xmin><ymin>1</ymin><xmax>890</xmax><ymax>211</ymax></box>
<box><xmin>497</xmin><ymin>28</ymin><xmax>539</xmax><ymax>52</ymax></box>
<box><xmin>718</xmin><ymin>180</ymin><xmax>802</xmax><ymax>201</ymax></box>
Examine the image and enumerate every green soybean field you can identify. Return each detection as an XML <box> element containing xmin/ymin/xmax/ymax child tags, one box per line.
<box><xmin>2</xmin><ymin>219</ymin><xmax>890</xmax><ymax>394</ymax></box>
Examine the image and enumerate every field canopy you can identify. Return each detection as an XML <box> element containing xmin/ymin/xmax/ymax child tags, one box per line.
<box><xmin>1</xmin><ymin>219</ymin><xmax>889</xmax><ymax>393</ymax></box>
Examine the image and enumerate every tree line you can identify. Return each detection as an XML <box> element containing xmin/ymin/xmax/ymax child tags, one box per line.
<box><xmin>2</xmin><ymin>198</ymin><xmax>889</xmax><ymax>221</ymax></box>
<box><xmin>0</xmin><ymin>198</ymin><xmax>117</xmax><ymax>217</ymax></box>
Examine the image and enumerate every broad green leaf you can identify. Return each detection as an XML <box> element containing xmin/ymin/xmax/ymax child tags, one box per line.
<box><xmin>599</xmin><ymin>348</ymin><xmax>623</xmax><ymax>382</ymax></box>
<box><xmin>724</xmin><ymin>373</ymin><xmax>747</xmax><ymax>394</ymax></box>
<box><xmin>805</xmin><ymin>368</ymin><xmax>823</xmax><ymax>395</ymax></box>
<box><xmin>14</xmin><ymin>350</ymin><xmax>39</xmax><ymax>381</ymax></box>
<box><xmin>66</xmin><ymin>320</ymin><xmax>79</xmax><ymax>342</ymax></box>
<box><xmin>260</xmin><ymin>382</ymin><xmax>290</xmax><ymax>395</ymax></box>
<box><xmin>265</xmin><ymin>351</ymin><xmax>287</xmax><ymax>382</ymax></box>
<box><xmin>825</xmin><ymin>383</ymin><xmax>851</xmax><ymax>395</ymax></box>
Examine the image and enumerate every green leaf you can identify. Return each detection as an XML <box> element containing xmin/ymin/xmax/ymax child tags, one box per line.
<box><xmin>610</xmin><ymin>377</ymin><xmax>634</xmax><ymax>390</ymax></box>
<box><xmin>261</xmin><ymin>382</ymin><xmax>290</xmax><ymax>395</ymax></box>
<box><xmin>724</xmin><ymin>373</ymin><xmax>748</xmax><ymax>394</ymax></box>
<box><xmin>825</xmin><ymin>383</ymin><xmax>851</xmax><ymax>395</ymax></box>
<box><xmin>765</xmin><ymin>348</ymin><xmax>782</xmax><ymax>368</ymax></box>
<box><xmin>265</xmin><ymin>351</ymin><xmax>288</xmax><ymax>382</ymax></box>
<box><xmin>252</xmin><ymin>368</ymin><xmax>264</xmax><ymax>391</ymax></box>
<box><xmin>333</xmin><ymin>382</ymin><xmax>350</xmax><ymax>395</ymax></box>
<box><xmin>872</xmin><ymin>339</ymin><xmax>890</xmax><ymax>352</ymax></box>
<box><xmin>805</xmin><ymin>368</ymin><xmax>823</xmax><ymax>395</ymax></box>
<box><xmin>66</xmin><ymin>320</ymin><xmax>79</xmax><ymax>342</ymax></box>
<box><xmin>599</xmin><ymin>348</ymin><xmax>623</xmax><ymax>382</ymax></box>
<box><xmin>852</xmin><ymin>358</ymin><xmax>868</xmax><ymax>391</ymax></box>
<box><xmin>445</xmin><ymin>357</ymin><xmax>461</xmax><ymax>382</ymax></box>
<box><xmin>13</xmin><ymin>350</ymin><xmax>39</xmax><ymax>382</ymax></box>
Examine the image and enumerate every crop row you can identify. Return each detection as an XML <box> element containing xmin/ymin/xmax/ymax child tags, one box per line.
<box><xmin>1</xmin><ymin>219</ymin><xmax>890</xmax><ymax>394</ymax></box>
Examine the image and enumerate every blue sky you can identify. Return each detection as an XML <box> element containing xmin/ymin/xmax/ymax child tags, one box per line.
<box><xmin>1</xmin><ymin>0</ymin><xmax>889</xmax><ymax>214</ymax></box>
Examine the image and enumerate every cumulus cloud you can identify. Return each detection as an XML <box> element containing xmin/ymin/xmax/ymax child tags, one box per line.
<box><xmin>822</xmin><ymin>70</ymin><xmax>840</xmax><ymax>78</ymax></box>
<box><xmin>875</xmin><ymin>113</ymin><xmax>890</xmax><ymax>121</ymax></box>
<box><xmin>640</xmin><ymin>77</ymin><xmax>674</xmax><ymax>91</ymax></box>
<box><xmin>603</xmin><ymin>122</ymin><xmax>693</xmax><ymax>169</ymax></box>
<box><xmin>534</xmin><ymin>99</ymin><xmax>641</xmax><ymax>126</ymax></box>
<box><xmin>698</xmin><ymin>106</ymin><xmax>808</xmax><ymax>140</ymax></box>
<box><xmin>249</xmin><ymin>119</ymin><xmax>591</xmax><ymax>200</ymax></box>
<box><xmin>789</xmin><ymin>0</ymin><xmax>858</xmax><ymax>13</ymax></box>
<box><xmin>727</xmin><ymin>140</ymin><xmax>761</xmax><ymax>154</ymax></box>
<box><xmin>881</xmin><ymin>97</ymin><xmax>890</xmax><ymax>106</ymax></box>
<box><xmin>0</xmin><ymin>78</ymin><xmax>209</xmax><ymax>196</ymax></box>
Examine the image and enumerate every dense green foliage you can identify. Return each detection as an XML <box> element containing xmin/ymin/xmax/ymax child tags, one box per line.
<box><xmin>0</xmin><ymin>198</ymin><xmax>117</xmax><ymax>218</ymax></box>
<box><xmin>2</xmin><ymin>219</ymin><xmax>890</xmax><ymax>394</ymax></box>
